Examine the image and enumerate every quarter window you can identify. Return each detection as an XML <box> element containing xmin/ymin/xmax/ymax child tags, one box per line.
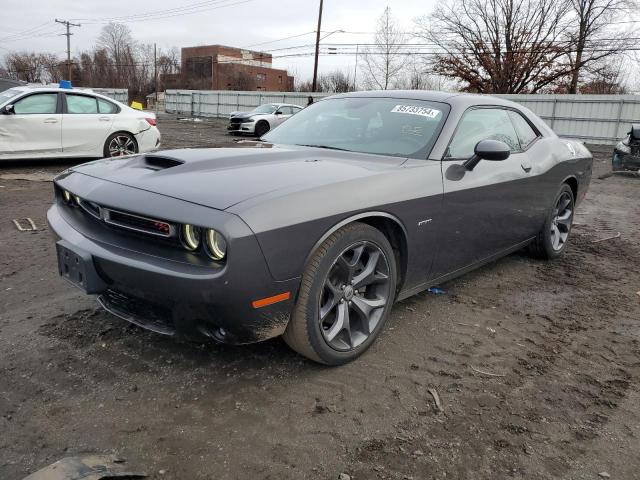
<box><xmin>98</xmin><ymin>98</ymin><xmax>117</xmax><ymax>114</ymax></box>
<box><xmin>508</xmin><ymin>111</ymin><xmax>539</xmax><ymax>149</ymax></box>
<box><xmin>447</xmin><ymin>108</ymin><xmax>520</xmax><ymax>159</ymax></box>
<box><xmin>66</xmin><ymin>95</ymin><xmax>98</xmax><ymax>114</ymax></box>
<box><xmin>13</xmin><ymin>93</ymin><xmax>57</xmax><ymax>114</ymax></box>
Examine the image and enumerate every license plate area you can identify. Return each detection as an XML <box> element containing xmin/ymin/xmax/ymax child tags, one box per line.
<box><xmin>56</xmin><ymin>240</ymin><xmax>107</xmax><ymax>294</ymax></box>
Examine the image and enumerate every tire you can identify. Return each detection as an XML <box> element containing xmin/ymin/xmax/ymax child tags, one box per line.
<box><xmin>529</xmin><ymin>184</ymin><xmax>575</xmax><ymax>259</ymax></box>
<box><xmin>104</xmin><ymin>132</ymin><xmax>138</xmax><ymax>158</ymax></box>
<box><xmin>283</xmin><ymin>222</ymin><xmax>397</xmax><ymax>365</ymax></box>
<box><xmin>254</xmin><ymin>120</ymin><xmax>269</xmax><ymax>137</ymax></box>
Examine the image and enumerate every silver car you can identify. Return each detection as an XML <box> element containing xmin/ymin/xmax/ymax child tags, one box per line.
<box><xmin>227</xmin><ymin>103</ymin><xmax>303</xmax><ymax>136</ymax></box>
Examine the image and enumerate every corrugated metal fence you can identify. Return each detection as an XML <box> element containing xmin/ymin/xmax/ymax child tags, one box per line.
<box><xmin>92</xmin><ymin>88</ymin><xmax>128</xmax><ymax>104</ymax></box>
<box><xmin>166</xmin><ymin>90</ymin><xmax>326</xmax><ymax>117</ymax></box>
<box><xmin>165</xmin><ymin>90</ymin><xmax>640</xmax><ymax>145</ymax></box>
<box><xmin>497</xmin><ymin>94</ymin><xmax>639</xmax><ymax>145</ymax></box>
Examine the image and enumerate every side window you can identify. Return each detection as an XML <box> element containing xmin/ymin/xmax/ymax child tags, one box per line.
<box><xmin>66</xmin><ymin>95</ymin><xmax>98</xmax><ymax>114</ymax></box>
<box><xmin>508</xmin><ymin>111</ymin><xmax>539</xmax><ymax>149</ymax></box>
<box><xmin>98</xmin><ymin>98</ymin><xmax>117</xmax><ymax>114</ymax></box>
<box><xmin>447</xmin><ymin>108</ymin><xmax>520</xmax><ymax>159</ymax></box>
<box><xmin>292</xmin><ymin>106</ymin><xmax>302</xmax><ymax>115</ymax></box>
<box><xmin>278</xmin><ymin>106</ymin><xmax>291</xmax><ymax>115</ymax></box>
<box><xmin>13</xmin><ymin>94</ymin><xmax>58</xmax><ymax>114</ymax></box>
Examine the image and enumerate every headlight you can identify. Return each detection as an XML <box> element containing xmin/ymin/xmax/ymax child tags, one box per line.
<box><xmin>181</xmin><ymin>224</ymin><xmax>201</xmax><ymax>251</ymax></box>
<box><xmin>615</xmin><ymin>141</ymin><xmax>631</xmax><ymax>154</ymax></box>
<box><xmin>62</xmin><ymin>190</ymin><xmax>72</xmax><ymax>203</ymax></box>
<box><xmin>205</xmin><ymin>229</ymin><xmax>227</xmax><ymax>260</ymax></box>
<box><xmin>244</xmin><ymin>118</ymin><xmax>255</xmax><ymax>123</ymax></box>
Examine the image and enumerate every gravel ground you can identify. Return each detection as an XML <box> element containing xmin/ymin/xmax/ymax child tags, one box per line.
<box><xmin>1</xmin><ymin>115</ymin><xmax>639</xmax><ymax>480</ymax></box>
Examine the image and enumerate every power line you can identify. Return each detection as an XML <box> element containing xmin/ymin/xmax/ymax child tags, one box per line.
<box><xmin>0</xmin><ymin>21</ymin><xmax>54</xmax><ymax>42</ymax></box>
<box><xmin>244</xmin><ymin>31</ymin><xmax>317</xmax><ymax>48</ymax></box>
<box><xmin>71</xmin><ymin>0</ymin><xmax>233</xmax><ymax>22</ymax></box>
<box><xmin>74</xmin><ymin>0</ymin><xmax>260</xmax><ymax>25</ymax></box>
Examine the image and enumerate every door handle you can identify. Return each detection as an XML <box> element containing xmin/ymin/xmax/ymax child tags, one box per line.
<box><xmin>99</xmin><ymin>116</ymin><xmax>111</xmax><ymax>122</ymax></box>
<box><xmin>44</xmin><ymin>118</ymin><xmax>58</xmax><ymax>124</ymax></box>
<box><xmin>521</xmin><ymin>162</ymin><xmax>532</xmax><ymax>173</ymax></box>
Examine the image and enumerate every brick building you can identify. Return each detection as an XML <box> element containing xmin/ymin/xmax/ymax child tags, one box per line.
<box><xmin>162</xmin><ymin>45</ymin><xmax>294</xmax><ymax>91</ymax></box>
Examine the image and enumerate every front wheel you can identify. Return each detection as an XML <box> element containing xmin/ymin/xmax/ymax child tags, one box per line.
<box><xmin>530</xmin><ymin>184</ymin><xmax>575</xmax><ymax>259</ymax></box>
<box><xmin>254</xmin><ymin>121</ymin><xmax>269</xmax><ymax>137</ymax></box>
<box><xmin>104</xmin><ymin>132</ymin><xmax>138</xmax><ymax>158</ymax></box>
<box><xmin>283</xmin><ymin>222</ymin><xmax>397</xmax><ymax>365</ymax></box>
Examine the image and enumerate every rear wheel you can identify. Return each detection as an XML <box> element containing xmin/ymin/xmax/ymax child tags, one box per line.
<box><xmin>254</xmin><ymin>120</ymin><xmax>269</xmax><ymax>137</ymax></box>
<box><xmin>530</xmin><ymin>184</ymin><xmax>575</xmax><ymax>259</ymax></box>
<box><xmin>283</xmin><ymin>222</ymin><xmax>397</xmax><ymax>365</ymax></box>
<box><xmin>104</xmin><ymin>132</ymin><xmax>138</xmax><ymax>158</ymax></box>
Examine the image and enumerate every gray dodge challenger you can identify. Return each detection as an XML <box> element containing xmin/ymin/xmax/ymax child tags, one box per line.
<box><xmin>48</xmin><ymin>91</ymin><xmax>593</xmax><ymax>365</ymax></box>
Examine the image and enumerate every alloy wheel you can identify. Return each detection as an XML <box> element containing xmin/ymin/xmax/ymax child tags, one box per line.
<box><xmin>108</xmin><ymin>135</ymin><xmax>137</xmax><ymax>157</ymax></box>
<box><xmin>319</xmin><ymin>241</ymin><xmax>392</xmax><ymax>351</ymax></box>
<box><xmin>550</xmin><ymin>191</ymin><xmax>573</xmax><ymax>251</ymax></box>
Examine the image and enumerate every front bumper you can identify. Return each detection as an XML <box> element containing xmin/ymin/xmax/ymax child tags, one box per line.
<box><xmin>612</xmin><ymin>150</ymin><xmax>640</xmax><ymax>172</ymax></box>
<box><xmin>47</xmin><ymin>194</ymin><xmax>298</xmax><ymax>345</ymax></box>
<box><xmin>227</xmin><ymin>122</ymin><xmax>255</xmax><ymax>134</ymax></box>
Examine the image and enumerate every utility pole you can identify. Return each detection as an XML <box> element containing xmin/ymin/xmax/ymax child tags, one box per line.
<box><xmin>311</xmin><ymin>0</ymin><xmax>324</xmax><ymax>92</ymax></box>
<box><xmin>55</xmin><ymin>18</ymin><xmax>81</xmax><ymax>81</ymax></box>
<box><xmin>154</xmin><ymin>43</ymin><xmax>158</xmax><ymax>113</ymax></box>
<box><xmin>353</xmin><ymin>44</ymin><xmax>359</xmax><ymax>91</ymax></box>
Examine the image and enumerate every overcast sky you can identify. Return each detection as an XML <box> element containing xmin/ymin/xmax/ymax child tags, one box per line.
<box><xmin>1</xmin><ymin>0</ymin><xmax>436</xmax><ymax>81</ymax></box>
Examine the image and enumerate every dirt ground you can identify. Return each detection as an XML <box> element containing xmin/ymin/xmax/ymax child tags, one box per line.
<box><xmin>1</xmin><ymin>115</ymin><xmax>639</xmax><ymax>480</ymax></box>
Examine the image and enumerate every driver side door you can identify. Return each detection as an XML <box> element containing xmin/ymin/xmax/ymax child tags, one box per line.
<box><xmin>431</xmin><ymin>107</ymin><xmax>537</xmax><ymax>279</ymax></box>
<box><xmin>0</xmin><ymin>92</ymin><xmax>62</xmax><ymax>158</ymax></box>
<box><xmin>273</xmin><ymin>106</ymin><xmax>292</xmax><ymax>126</ymax></box>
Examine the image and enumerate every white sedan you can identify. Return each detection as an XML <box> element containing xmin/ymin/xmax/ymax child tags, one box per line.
<box><xmin>0</xmin><ymin>86</ymin><xmax>161</xmax><ymax>159</ymax></box>
<box><xmin>227</xmin><ymin>103</ymin><xmax>303</xmax><ymax>136</ymax></box>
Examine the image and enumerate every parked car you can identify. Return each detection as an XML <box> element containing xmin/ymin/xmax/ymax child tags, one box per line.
<box><xmin>0</xmin><ymin>85</ymin><xmax>160</xmax><ymax>159</ymax></box>
<box><xmin>612</xmin><ymin>124</ymin><xmax>640</xmax><ymax>172</ymax></box>
<box><xmin>48</xmin><ymin>91</ymin><xmax>592</xmax><ymax>365</ymax></box>
<box><xmin>227</xmin><ymin>103</ymin><xmax>303</xmax><ymax>136</ymax></box>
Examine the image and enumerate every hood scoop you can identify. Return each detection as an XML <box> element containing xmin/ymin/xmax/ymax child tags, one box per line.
<box><xmin>137</xmin><ymin>155</ymin><xmax>185</xmax><ymax>171</ymax></box>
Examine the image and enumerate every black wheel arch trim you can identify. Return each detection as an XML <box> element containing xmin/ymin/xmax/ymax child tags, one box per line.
<box><xmin>300</xmin><ymin>211</ymin><xmax>409</xmax><ymax>298</ymax></box>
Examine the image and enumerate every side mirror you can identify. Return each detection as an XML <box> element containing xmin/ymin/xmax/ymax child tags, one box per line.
<box><xmin>463</xmin><ymin>139</ymin><xmax>511</xmax><ymax>170</ymax></box>
<box><xmin>630</xmin><ymin>124</ymin><xmax>640</xmax><ymax>141</ymax></box>
<box><xmin>2</xmin><ymin>104</ymin><xmax>15</xmax><ymax>115</ymax></box>
<box><xmin>275</xmin><ymin>110</ymin><xmax>283</xmax><ymax>115</ymax></box>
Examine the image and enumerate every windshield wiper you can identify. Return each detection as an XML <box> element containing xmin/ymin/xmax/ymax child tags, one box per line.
<box><xmin>298</xmin><ymin>144</ymin><xmax>353</xmax><ymax>152</ymax></box>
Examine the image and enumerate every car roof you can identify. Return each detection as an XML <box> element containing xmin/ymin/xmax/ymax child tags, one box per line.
<box><xmin>5</xmin><ymin>85</ymin><xmax>126</xmax><ymax>107</ymax></box>
<box><xmin>325</xmin><ymin>90</ymin><xmax>522</xmax><ymax>109</ymax></box>
<box><xmin>259</xmin><ymin>103</ymin><xmax>302</xmax><ymax>108</ymax></box>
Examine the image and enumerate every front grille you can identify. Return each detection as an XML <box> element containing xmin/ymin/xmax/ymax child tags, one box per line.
<box><xmin>99</xmin><ymin>290</ymin><xmax>175</xmax><ymax>335</ymax></box>
<box><xmin>102</xmin><ymin>208</ymin><xmax>175</xmax><ymax>238</ymax></box>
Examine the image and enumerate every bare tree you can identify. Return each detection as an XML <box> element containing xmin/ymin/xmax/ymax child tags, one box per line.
<box><xmin>4</xmin><ymin>52</ymin><xmax>50</xmax><ymax>82</ymax></box>
<box><xmin>319</xmin><ymin>69</ymin><xmax>355</xmax><ymax>93</ymax></box>
<box><xmin>565</xmin><ymin>0</ymin><xmax>631</xmax><ymax>93</ymax></box>
<box><xmin>579</xmin><ymin>58</ymin><xmax>629</xmax><ymax>93</ymax></box>
<box><xmin>415</xmin><ymin>0</ymin><xmax>573</xmax><ymax>93</ymax></box>
<box><xmin>97</xmin><ymin>23</ymin><xmax>135</xmax><ymax>72</ymax></box>
<box><xmin>360</xmin><ymin>7</ymin><xmax>408</xmax><ymax>90</ymax></box>
<box><xmin>393</xmin><ymin>58</ymin><xmax>444</xmax><ymax>90</ymax></box>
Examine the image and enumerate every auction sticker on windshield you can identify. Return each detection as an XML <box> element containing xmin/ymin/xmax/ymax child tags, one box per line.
<box><xmin>391</xmin><ymin>105</ymin><xmax>441</xmax><ymax>118</ymax></box>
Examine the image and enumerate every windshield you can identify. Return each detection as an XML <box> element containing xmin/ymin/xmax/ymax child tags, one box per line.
<box><xmin>252</xmin><ymin>104</ymin><xmax>277</xmax><ymax>114</ymax></box>
<box><xmin>0</xmin><ymin>88</ymin><xmax>22</xmax><ymax>105</ymax></box>
<box><xmin>263</xmin><ymin>97</ymin><xmax>449</xmax><ymax>159</ymax></box>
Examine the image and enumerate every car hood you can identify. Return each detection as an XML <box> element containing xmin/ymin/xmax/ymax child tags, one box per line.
<box><xmin>232</xmin><ymin>112</ymin><xmax>270</xmax><ymax>121</ymax></box>
<box><xmin>68</xmin><ymin>145</ymin><xmax>406</xmax><ymax>210</ymax></box>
